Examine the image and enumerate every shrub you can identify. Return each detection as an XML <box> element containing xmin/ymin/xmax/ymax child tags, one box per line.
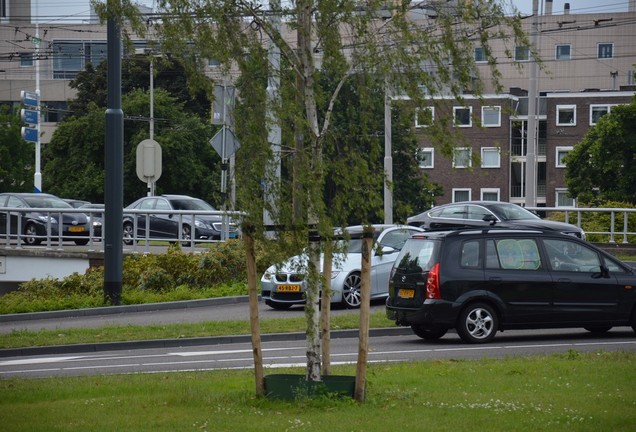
<box><xmin>0</xmin><ymin>239</ymin><xmax>294</xmax><ymax>314</ymax></box>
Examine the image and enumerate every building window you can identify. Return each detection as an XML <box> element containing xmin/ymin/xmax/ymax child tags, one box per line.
<box><xmin>481</xmin><ymin>188</ymin><xmax>500</xmax><ymax>201</ymax></box>
<box><xmin>556</xmin><ymin>146</ymin><xmax>573</xmax><ymax>168</ymax></box>
<box><xmin>416</xmin><ymin>147</ymin><xmax>434</xmax><ymax>169</ymax></box>
<box><xmin>19</xmin><ymin>52</ymin><xmax>33</xmax><ymax>67</ymax></box>
<box><xmin>556</xmin><ymin>189</ymin><xmax>575</xmax><ymax>207</ymax></box>
<box><xmin>555</xmin><ymin>44</ymin><xmax>571</xmax><ymax>60</ymax></box>
<box><xmin>453</xmin><ymin>189</ymin><xmax>471</xmax><ymax>202</ymax></box>
<box><xmin>590</xmin><ymin>104</ymin><xmax>610</xmax><ymax>125</ymax></box>
<box><xmin>52</xmin><ymin>40</ymin><xmax>109</xmax><ymax>79</ymax></box>
<box><xmin>556</xmin><ymin>105</ymin><xmax>576</xmax><ymax>126</ymax></box>
<box><xmin>453</xmin><ymin>147</ymin><xmax>472</xmax><ymax>168</ymax></box>
<box><xmin>514</xmin><ymin>46</ymin><xmax>529</xmax><ymax>61</ymax></box>
<box><xmin>415</xmin><ymin>107</ymin><xmax>434</xmax><ymax>128</ymax></box>
<box><xmin>481</xmin><ymin>147</ymin><xmax>500</xmax><ymax>168</ymax></box>
<box><xmin>474</xmin><ymin>47</ymin><xmax>486</xmax><ymax>63</ymax></box>
<box><xmin>208</xmin><ymin>58</ymin><xmax>221</xmax><ymax>67</ymax></box>
<box><xmin>481</xmin><ymin>106</ymin><xmax>501</xmax><ymax>127</ymax></box>
<box><xmin>598</xmin><ymin>43</ymin><xmax>613</xmax><ymax>59</ymax></box>
<box><xmin>453</xmin><ymin>106</ymin><xmax>472</xmax><ymax>127</ymax></box>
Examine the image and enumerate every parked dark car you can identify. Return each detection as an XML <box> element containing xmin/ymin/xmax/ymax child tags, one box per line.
<box><xmin>386</xmin><ymin>228</ymin><xmax>636</xmax><ymax>343</ymax></box>
<box><xmin>123</xmin><ymin>194</ymin><xmax>238</xmax><ymax>245</ymax></box>
<box><xmin>407</xmin><ymin>201</ymin><xmax>585</xmax><ymax>239</ymax></box>
<box><xmin>63</xmin><ymin>198</ymin><xmax>91</xmax><ymax>208</ymax></box>
<box><xmin>79</xmin><ymin>203</ymin><xmax>104</xmax><ymax>239</ymax></box>
<box><xmin>0</xmin><ymin>193</ymin><xmax>90</xmax><ymax>245</ymax></box>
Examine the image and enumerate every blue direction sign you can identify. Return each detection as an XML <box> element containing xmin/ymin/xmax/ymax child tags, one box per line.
<box><xmin>21</xmin><ymin>90</ymin><xmax>38</xmax><ymax>107</ymax></box>
<box><xmin>21</xmin><ymin>109</ymin><xmax>38</xmax><ymax>125</ymax></box>
<box><xmin>21</xmin><ymin>127</ymin><xmax>38</xmax><ymax>143</ymax></box>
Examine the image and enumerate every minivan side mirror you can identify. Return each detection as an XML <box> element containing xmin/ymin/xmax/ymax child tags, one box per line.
<box><xmin>592</xmin><ymin>265</ymin><xmax>611</xmax><ymax>279</ymax></box>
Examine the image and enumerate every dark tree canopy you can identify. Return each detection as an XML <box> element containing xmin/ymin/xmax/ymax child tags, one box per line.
<box><xmin>0</xmin><ymin>106</ymin><xmax>34</xmax><ymax>192</ymax></box>
<box><xmin>43</xmin><ymin>90</ymin><xmax>220</xmax><ymax>206</ymax></box>
<box><xmin>564</xmin><ymin>96</ymin><xmax>636</xmax><ymax>205</ymax></box>
<box><xmin>68</xmin><ymin>56</ymin><xmax>211</xmax><ymax>120</ymax></box>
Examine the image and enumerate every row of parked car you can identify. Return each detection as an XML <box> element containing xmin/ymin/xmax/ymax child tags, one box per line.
<box><xmin>0</xmin><ymin>192</ymin><xmax>238</xmax><ymax>246</ymax></box>
<box><xmin>260</xmin><ymin>201</ymin><xmax>636</xmax><ymax>344</ymax></box>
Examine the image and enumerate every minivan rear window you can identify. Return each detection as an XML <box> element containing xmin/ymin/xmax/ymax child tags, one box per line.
<box><xmin>395</xmin><ymin>239</ymin><xmax>438</xmax><ymax>272</ymax></box>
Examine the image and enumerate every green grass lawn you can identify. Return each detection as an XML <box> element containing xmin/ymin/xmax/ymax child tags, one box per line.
<box><xmin>2</xmin><ymin>352</ymin><xmax>635</xmax><ymax>432</ymax></box>
<box><xmin>0</xmin><ymin>310</ymin><xmax>394</xmax><ymax>349</ymax></box>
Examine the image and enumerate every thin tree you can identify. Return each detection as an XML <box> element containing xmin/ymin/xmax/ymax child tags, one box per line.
<box><xmin>99</xmin><ymin>0</ymin><xmax>531</xmax><ymax>394</ymax></box>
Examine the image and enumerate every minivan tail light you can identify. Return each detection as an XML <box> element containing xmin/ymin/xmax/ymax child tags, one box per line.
<box><xmin>425</xmin><ymin>263</ymin><xmax>441</xmax><ymax>299</ymax></box>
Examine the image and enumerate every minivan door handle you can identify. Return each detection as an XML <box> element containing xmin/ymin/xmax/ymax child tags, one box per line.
<box><xmin>557</xmin><ymin>278</ymin><xmax>572</xmax><ymax>283</ymax></box>
<box><xmin>489</xmin><ymin>277</ymin><xmax>502</xmax><ymax>282</ymax></box>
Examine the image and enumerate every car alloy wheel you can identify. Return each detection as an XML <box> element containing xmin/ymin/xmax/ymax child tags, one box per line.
<box><xmin>342</xmin><ymin>272</ymin><xmax>362</xmax><ymax>309</ymax></box>
<box><xmin>457</xmin><ymin>302</ymin><xmax>499</xmax><ymax>343</ymax></box>
<box><xmin>123</xmin><ymin>222</ymin><xmax>135</xmax><ymax>245</ymax></box>
<box><xmin>23</xmin><ymin>222</ymin><xmax>41</xmax><ymax>245</ymax></box>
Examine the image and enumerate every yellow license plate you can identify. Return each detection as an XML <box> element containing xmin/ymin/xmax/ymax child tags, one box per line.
<box><xmin>398</xmin><ymin>289</ymin><xmax>415</xmax><ymax>299</ymax></box>
<box><xmin>278</xmin><ymin>284</ymin><xmax>301</xmax><ymax>293</ymax></box>
<box><xmin>69</xmin><ymin>226</ymin><xmax>85</xmax><ymax>232</ymax></box>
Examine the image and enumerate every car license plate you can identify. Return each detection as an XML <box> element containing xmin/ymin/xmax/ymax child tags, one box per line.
<box><xmin>398</xmin><ymin>289</ymin><xmax>415</xmax><ymax>299</ymax></box>
<box><xmin>278</xmin><ymin>284</ymin><xmax>301</xmax><ymax>293</ymax></box>
<box><xmin>69</xmin><ymin>226</ymin><xmax>85</xmax><ymax>233</ymax></box>
<box><xmin>229</xmin><ymin>232</ymin><xmax>238</xmax><ymax>239</ymax></box>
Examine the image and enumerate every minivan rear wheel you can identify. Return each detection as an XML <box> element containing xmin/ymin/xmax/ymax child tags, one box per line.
<box><xmin>411</xmin><ymin>324</ymin><xmax>448</xmax><ymax>340</ymax></box>
<box><xmin>457</xmin><ymin>302</ymin><xmax>499</xmax><ymax>344</ymax></box>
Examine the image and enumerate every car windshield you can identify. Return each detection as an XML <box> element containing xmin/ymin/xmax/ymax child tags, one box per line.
<box><xmin>487</xmin><ymin>204</ymin><xmax>540</xmax><ymax>221</ymax></box>
<box><xmin>23</xmin><ymin>196</ymin><xmax>72</xmax><ymax>209</ymax></box>
<box><xmin>169</xmin><ymin>199</ymin><xmax>216</xmax><ymax>211</ymax></box>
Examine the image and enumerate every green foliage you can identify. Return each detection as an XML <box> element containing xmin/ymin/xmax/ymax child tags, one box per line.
<box><xmin>0</xmin><ymin>105</ymin><xmax>34</xmax><ymax>192</ymax></box>
<box><xmin>564</xmin><ymin>96</ymin><xmax>636</xmax><ymax>204</ymax></box>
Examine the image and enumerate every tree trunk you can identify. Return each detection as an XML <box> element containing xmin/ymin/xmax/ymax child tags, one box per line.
<box><xmin>354</xmin><ymin>225</ymin><xmax>373</xmax><ymax>402</ymax></box>
<box><xmin>305</xmin><ymin>230</ymin><xmax>322</xmax><ymax>381</ymax></box>
<box><xmin>321</xmin><ymin>239</ymin><xmax>333</xmax><ymax>376</ymax></box>
<box><xmin>244</xmin><ymin>228</ymin><xmax>265</xmax><ymax>396</ymax></box>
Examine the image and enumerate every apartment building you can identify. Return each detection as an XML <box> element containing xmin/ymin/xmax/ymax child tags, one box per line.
<box><xmin>415</xmin><ymin>89</ymin><xmax>635</xmax><ymax>207</ymax></box>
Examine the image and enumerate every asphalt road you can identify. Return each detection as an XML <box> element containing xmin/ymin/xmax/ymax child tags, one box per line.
<box><xmin>2</xmin><ymin>327</ymin><xmax>635</xmax><ymax>378</ymax></box>
<box><xmin>0</xmin><ymin>297</ymin><xmax>387</xmax><ymax>334</ymax></box>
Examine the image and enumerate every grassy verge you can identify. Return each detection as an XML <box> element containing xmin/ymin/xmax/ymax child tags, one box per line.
<box><xmin>0</xmin><ymin>310</ymin><xmax>394</xmax><ymax>349</ymax></box>
<box><xmin>2</xmin><ymin>352</ymin><xmax>635</xmax><ymax>432</ymax></box>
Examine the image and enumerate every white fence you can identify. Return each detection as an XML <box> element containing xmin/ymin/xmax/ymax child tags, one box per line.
<box><xmin>527</xmin><ymin>206</ymin><xmax>636</xmax><ymax>244</ymax></box>
<box><xmin>0</xmin><ymin>206</ymin><xmax>242</xmax><ymax>253</ymax></box>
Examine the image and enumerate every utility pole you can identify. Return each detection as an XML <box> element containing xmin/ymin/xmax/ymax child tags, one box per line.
<box><xmin>104</xmin><ymin>0</ymin><xmax>124</xmax><ymax>305</ymax></box>
<box><xmin>524</xmin><ymin>0</ymin><xmax>539</xmax><ymax>207</ymax></box>
<box><xmin>34</xmin><ymin>0</ymin><xmax>41</xmax><ymax>193</ymax></box>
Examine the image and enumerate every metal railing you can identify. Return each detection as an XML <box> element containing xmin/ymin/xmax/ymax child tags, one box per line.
<box><xmin>527</xmin><ymin>206</ymin><xmax>636</xmax><ymax>244</ymax></box>
<box><xmin>1</xmin><ymin>206</ymin><xmax>242</xmax><ymax>253</ymax></box>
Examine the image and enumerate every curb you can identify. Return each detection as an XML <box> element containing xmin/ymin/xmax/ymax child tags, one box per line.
<box><xmin>0</xmin><ymin>327</ymin><xmax>413</xmax><ymax>358</ymax></box>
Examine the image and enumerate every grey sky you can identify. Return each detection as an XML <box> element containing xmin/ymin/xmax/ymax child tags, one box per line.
<box><xmin>32</xmin><ymin>0</ymin><xmax>629</xmax><ymax>23</ymax></box>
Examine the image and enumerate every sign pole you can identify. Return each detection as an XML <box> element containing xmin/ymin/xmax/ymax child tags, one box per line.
<box><xmin>34</xmin><ymin>0</ymin><xmax>41</xmax><ymax>193</ymax></box>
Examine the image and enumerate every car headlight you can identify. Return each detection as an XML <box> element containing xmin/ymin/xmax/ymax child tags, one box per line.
<box><xmin>37</xmin><ymin>215</ymin><xmax>57</xmax><ymax>224</ymax></box>
<box><xmin>330</xmin><ymin>271</ymin><xmax>340</xmax><ymax>279</ymax></box>
<box><xmin>194</xmin><ymin>219</ymin><xmax>208</xmax><ymax>228</ymax></box>
<box><xmin>262</xmin><ymin>270</ymin><xmax>274</xmax><ymax>281</ymax></box>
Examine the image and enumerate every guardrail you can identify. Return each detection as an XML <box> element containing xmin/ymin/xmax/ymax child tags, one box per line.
<box><xmin>1</xmin><ymin>206</ymin><xmax>242</xmax><ymax>253</ymax></box>
<box><xmin>527</xmin><ymin>206</ymin><xmax>636</xmax><ymax>244</ymax></box>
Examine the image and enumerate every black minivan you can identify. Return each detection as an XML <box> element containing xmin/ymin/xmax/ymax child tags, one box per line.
<box><xmin>386</xmin><ymin>228</ymin><xmax>636</xmax><ymax>343</ymax></box>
